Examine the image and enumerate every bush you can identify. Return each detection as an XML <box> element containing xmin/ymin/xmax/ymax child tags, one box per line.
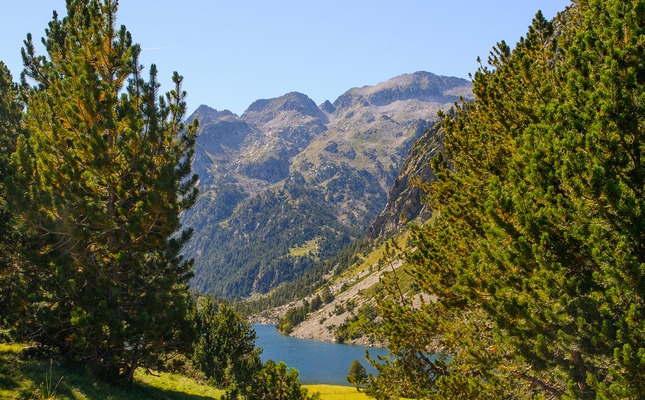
<box><xmin>309</xmin><ymin>295</ymin><xmax>323</xmax><ymax>311</ymax></box>
<box><xmin>192</xmin><ymin>296</ymin><xmax>262</xmax><ymax>389</ymax></box>
<box><xmin>321</xmin><ymin>288</ymin><xmax>334</xmax><ymax>304</ymax></box>
<box><xmin>228</xmin><ymin>360</ymin><xmax>320</xmax><ymax>400</ymax></box>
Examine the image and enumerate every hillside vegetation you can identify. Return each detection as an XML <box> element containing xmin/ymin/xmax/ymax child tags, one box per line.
<box><xmin>240</xmin><ymin>118</ymin><xmax>445</xmax><ymax>346</ymax></box>
<box><xmin>0</xmin><ymin>2</ymin><xmax>321</xmax><ymax>398</ymax></box>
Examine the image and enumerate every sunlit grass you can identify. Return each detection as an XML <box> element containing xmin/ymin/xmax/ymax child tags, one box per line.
<box><xmin>334</xmin><ymin>230</ymin><xmax>411</xmax><ymax>285</ymax></box>
<box><xmin>289</xmin><ymin>237</ymin><xmax>320</xmax><ymax>257</ymax></box>
<box><xmin>304</xmin><ymin>384</ymin><xmax>371</xmax><ymax>400</ymax></box>
<box><xmin>0</xmin><ymin>343</ymin><xmax>223</xmax><ymax>399</ymax></box>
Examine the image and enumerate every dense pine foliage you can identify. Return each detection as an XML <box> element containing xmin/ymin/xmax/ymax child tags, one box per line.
<box><xmin>0</xmin><ymin>0</ymin><xmax>197</xmax><ymax>382</ymax></box>
<box><xmin>0</xmin><ymin>62</ymin><xmax>29</xmax><ymax>339</ymax></box>
<box><xmin>369</xmin><ymin>1</ymin><xmax>645</xmax><ymax>398</ymax></box>
<box><xmin>10</xmin><ymin>0</ymin><xmax>645</xmax><ymax>398</ymax></box>
<box><xmin>6</xmin><ymin>0</ymin><xmax>200</xmax><ymax>381</ymax></box>
<box><xmin>193</xmin><ymin>296</ymin><xmax>262</xmax><ymax>389</ymax></box>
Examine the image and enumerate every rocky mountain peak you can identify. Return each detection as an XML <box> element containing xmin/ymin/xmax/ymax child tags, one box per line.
<box><xmin>319</xmin><ymin>100</ymin><xmax>336</xmax><ymax>114</ymax></box>
<box><xmin>189</xmin><ymin>104</ymin><xmax>236</xmax><ymax>124</ymax></box>
<box><xmin>183</xmin><ymin>71</ymin><xmax>473</xmax><ymax>299</ymax></box>
<box><xmin>332</xmin><ymin>71</ymin><xmax>473</xmax><ymax>110</ymax></box>
<box><xmin>243</xmin><ymin>92</ymin><xmax>326</xmax><ymax>122</ymax></box>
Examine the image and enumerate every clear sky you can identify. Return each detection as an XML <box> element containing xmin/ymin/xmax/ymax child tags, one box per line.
<box><xmin>1</xmin><ymin>1</ymin><xmax>571</xmax><ymax>116</ymax></box>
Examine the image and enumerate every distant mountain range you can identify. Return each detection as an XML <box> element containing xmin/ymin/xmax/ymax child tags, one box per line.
<box><xmin>181</xmin><ymin>71</ymin><xmax>473</xmax><ymax>298</ymax></box>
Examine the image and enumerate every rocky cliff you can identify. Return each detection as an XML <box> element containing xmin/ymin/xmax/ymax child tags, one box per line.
<box><xmin>366</xmin><ymin>120</ymin><xmax>444</xmax><ymax>239</ymax></box>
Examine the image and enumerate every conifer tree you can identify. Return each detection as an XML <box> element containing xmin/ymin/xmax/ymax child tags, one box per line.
<box><xmin>369</xmin><ymin>1</ymin><xmax>645</xmax><ymax>398</ymax></box>
<box><xmin>0</xmin><ymin>62</ymin><xmax>27</xmax><ymax>333</ymax></box>
<box><xmin>10</xmin><ymin>0</ymin><xmax>198</xmax><ymax>381</ymax></box>
<box><xmin>346</xmin><ymin>359</ymin><xmax>367</xmax><ymax>390</ymax></box>
<box><xmin>242</xmin><ymin>360</ymin><xmax>320</xmax><ymax>400</ymax></box>
<box><xmin>192</xmin><ymin>296</ymin><xmax>262</xmax><ymax>389</ymax></box>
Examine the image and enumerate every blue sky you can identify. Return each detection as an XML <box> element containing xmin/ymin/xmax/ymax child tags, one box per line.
<box><xmin>1</xmin><ymin>1</ymin><xmax>571</xmax><ymax>116</ymax></box>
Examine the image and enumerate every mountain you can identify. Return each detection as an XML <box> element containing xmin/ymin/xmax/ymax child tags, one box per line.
<box><xmin>182</xmin><ymin>71</ymin><xmax>473</xmax><ymax>298</ymax></box>
<box><xmin>248</xmin><ymin>121</ymin><xmax>448</xmax><ymax>346</ymax></box>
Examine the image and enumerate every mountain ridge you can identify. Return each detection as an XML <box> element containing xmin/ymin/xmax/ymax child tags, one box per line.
<box><xmin>182</xmin><ymin>71</ymin><xmax>472</xmax><ymax>298</ymax></box>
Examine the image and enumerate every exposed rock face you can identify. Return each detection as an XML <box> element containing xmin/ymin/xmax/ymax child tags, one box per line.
<box><xmin>319</xmin><ymin>100</ymin><xmax>336</xmax><ymax>114</ymax></box>
<box><xmin>182</xmin><ymin>71</ymin><xmax>472</xmax><ymax>298</ymax></box>
<box><xmin>366</xmin><ymin>121</ymin><xmax>444</xmax><ymax>239</ymax></box>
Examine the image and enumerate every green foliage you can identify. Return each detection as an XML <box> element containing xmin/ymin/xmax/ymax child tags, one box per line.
<box><xmin>321</xmin><ymin>287</ymin><xmax>335</xmax><ymax>304</ymax></box>
<box><xmin>190</xmin><ymin>296</ymin><xmax>319</xmax><ymax>399</ymax></box>
<box><xmin>8</xmin><ymin>0</ymin><xmax>198</xmax><ymax>381</ymax></box>
<box><xmin>192</xmin><ymin>296</ymin><xmax>262</xmax><ymax>389</ymax></box>
<box><xmin>190</xmin><ymin>181</ymin><xmax>361</xmax><ymax>299</ymax></box>
<box><xmin>0</xmin><ymin>61</ymin><xmax>29</xmax><ymax>336</ymax></box>
<box><xmin>369</xmin><ymin>2</ymin><xmax>645</xmax><ymax>398</ymax></box>
<box><xmin>277</xmin><ymin>304</ymin><xmax>309</xmax><ymax>335</ymax></box>
<box><xmin>309</xmin><ymin>294</ymin><xmax>323</xmax><ymax>311</ymax></box>
<box><xmin>335</xmin><ymin>303</ymin><xmax>380</xmax><ymax>344</ymax></box>
<box><xmin>346</xmin><ymin>359</ymin><xmax>367</xmax><ymax>391</ymax></box>
<box><xmin>233</xmin><ymin>360</ymin><xmax>320</xmax><ymax>400</ymax></box>
<box><xmin>274</xmin><ymin>292</ymin><xmax>329</xmax><ymax>335</ymax></box>
<box><xmin>231</xmin><ymin>238</ymin><xmax>364</xmax><ymax>319</ymax></box>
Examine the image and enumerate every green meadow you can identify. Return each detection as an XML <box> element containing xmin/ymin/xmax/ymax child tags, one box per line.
<box><xmin>0</xmin><ymin>343</ymin><xmax>373</xmax><ymax>400</ymax></box>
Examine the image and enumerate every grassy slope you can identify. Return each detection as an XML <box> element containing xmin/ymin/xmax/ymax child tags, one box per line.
<box><xmin>0</xmin><ymin>344</ymin><xmax>370</xmax><ymax>400</ymax></box>
<box><xmin>0</xmin><ymin>343</ymin><xmax>224</xmax><ymax>400</ymax></box>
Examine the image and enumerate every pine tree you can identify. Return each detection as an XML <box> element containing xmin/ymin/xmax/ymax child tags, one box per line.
<box><xmin>369</xmin><ymin>1</ymin><xmax>645</xmax><ymax>398</ymax></box>
<box><xmin>10</xmin><ymin>0</ymin><xmax>198</xmax><ymax>381</ymax></box>
<box><xmin>346</xmin><ymin>359</ymin><xmax>367</xmax><ymax>390</ymax></box>
<box><xmin>0</xmin><ymin>62</ymin><xmax>27</xmax><ymax>334</ymax></box>
<box><xmin>242</xmin><ymin>360</ymin><xmax>320</xmax><ymax>400</ymax></box>
<box><xmin>192</xmin><ymin>296</ymin><xmax>262</xmax><ymax>389</ymax></box>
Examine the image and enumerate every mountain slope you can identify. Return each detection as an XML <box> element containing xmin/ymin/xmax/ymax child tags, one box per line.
<box><xmin>366</xmin><ymin>120</ymin><xmax>444</xmax><ymax>239</ymax></box>
<box><xmin>182</xmin><ymin>71</ymin><xmax>472</xmax><ymax>298</ymax></box>
<box><xmin>249</xmin><ymin>123</ymin><xmax>448</xmax><ymax>345</ymax></box>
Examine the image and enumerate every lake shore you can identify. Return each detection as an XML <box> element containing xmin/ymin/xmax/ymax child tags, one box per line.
<box><xmin>249</xmin><ymin>263</ymin><xmax>393</xmax><ymax>348</ymax></box>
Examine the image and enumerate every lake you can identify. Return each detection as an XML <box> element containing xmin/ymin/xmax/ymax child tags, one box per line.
<box><xmin>253</xmin><ymin>324</ymin><xmax>390</xmax><ymax>386</ymax></box>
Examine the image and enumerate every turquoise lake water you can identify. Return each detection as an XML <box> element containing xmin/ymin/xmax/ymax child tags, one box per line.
<box><xmin>253</xmin><ymin>324</ymin><xmax>390</xmax><ymax>386</ymax></box>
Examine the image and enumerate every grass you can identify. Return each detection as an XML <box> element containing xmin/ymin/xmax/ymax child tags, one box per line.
<box><xmin>303</xmin><ymin>384</ymin><xmax>371</xmax><ymax>400</ymax></box>
<box><xmin>0</xmin><ymin>343</ymin><xmax>374</xmax><ymax>399</ymax></box>
<box><xmin>289</xmin><ymin>237</ymin><xmax>320</xmax><ymax>257</ymax></box>
<box><xmin>333</xmin><ymin>230</ymin><xmax>411</xmax><ymax>285</ymax></box>
<box><xmin>0</xmin><ymin>343</ymin><xmax>223</xmax><ymax>400</ymax></box>
<box><xmin>325</xmin><ymin>229</ymin><xmax>419</xmax><ymax>306</ymax></box>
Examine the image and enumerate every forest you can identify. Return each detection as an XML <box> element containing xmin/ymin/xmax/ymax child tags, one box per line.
<box><xmin>3</xmin><ymin>0</ymin><xmax>645</xmax><ymax>399</ymax></box>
